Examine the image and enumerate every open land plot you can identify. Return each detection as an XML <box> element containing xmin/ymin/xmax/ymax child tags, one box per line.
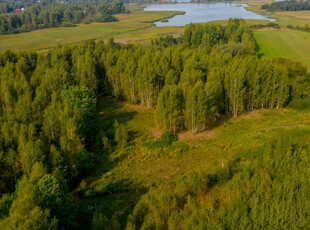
<box><xmin>255</xmin><ymin>30</ymin><xmax>310</xmax><ymax>69</ymax></box>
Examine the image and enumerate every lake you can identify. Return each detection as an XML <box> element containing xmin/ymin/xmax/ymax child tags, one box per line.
<box><xmin>144</xmin><ymin>2</ymin><xmax>275</xmax><ymax>27</ymax></box>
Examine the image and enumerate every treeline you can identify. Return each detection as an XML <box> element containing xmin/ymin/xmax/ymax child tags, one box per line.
<box><xmin>0</xmin><ymin>18</ymin><xmax>308</xmax><ymax>228</ymax></box>
<box><xmin>0</xmin><ymin>0</ymin><xmax>65</xmax><ymax>14</ymax></box>
<box><xmin>155</xmin><ymin>57</ymin><xmax>300</xmax><ymax>134</ymax></box>
<box><xmin>0</xmin><ymin>2</ymin><xmax>14</xmax><ymax>14</ymax></box>
<box><xmin>261</xmin><ymin>0</ymin><xmax>310</xmax><ymax>11</ymax></box>
<box><xmin>126</xmin><ymin>133</ymin><xmax>310</xmax><ymax>229</ymax></box>
<box><xmin>100</xmin><ymin>20</ymin><xmax>306</xmax><ymax>134</ymax></box>
<box><xmin>0</xmin><ymin>44</ymin><xmax>104</xmax><ymax>228</ymax></box>
<box><xmin>0</xmin><ymin>1</ymin><xmax>127</xmax><ymax>34</ymax></box>
<box><xmin>0</xmin><ymin>0</ymin><xmax>125</xmax><ymax>14</ymax></box>
<box><xmin>191</xmin><ymin>0</ymin><xmax>234</xmax><ymax>2</ymax></box>
<box><xmin>287</xmin><ymin>22</ymin><xmax>310</xmax><ymax>32</ymax></box>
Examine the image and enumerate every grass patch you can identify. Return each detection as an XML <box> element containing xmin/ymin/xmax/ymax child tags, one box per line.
<box><xmin>254</xmin><ymin>30</ymin><xmax>310</xmax><ymax>68</ymax></box>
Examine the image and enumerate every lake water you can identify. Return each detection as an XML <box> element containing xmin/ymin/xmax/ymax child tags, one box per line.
<box><xmin>144</xmin><ymin>2</ymin><xmax>275</xmax><ymax>27</ymax></box>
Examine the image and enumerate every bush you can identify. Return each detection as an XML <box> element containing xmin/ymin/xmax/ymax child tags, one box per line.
<box><xmin>143</xmin><ymin>131</ymin><xmax>178</xmax><ymax>150</ymax></box>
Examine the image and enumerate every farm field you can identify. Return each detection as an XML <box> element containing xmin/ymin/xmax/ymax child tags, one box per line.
<box><xmin>74</xmin><ymin>97</ymin><xmax>310</xmax><ymax>228</ymax></box>
<box><xmin>255</xmin><ymin>30</ymin><xmax>310</xmax><ymax>68</ymax></box>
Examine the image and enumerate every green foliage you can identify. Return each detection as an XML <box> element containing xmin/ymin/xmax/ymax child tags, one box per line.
<box><xmin>61</xmin><ymin>86</ymin><xmax>97</xmax><ymax>137</ymax></box>
<box><xmin>0</xmin><ymin>18</ymin><xmax>308</xmax><ymax>229</ymax></box>
<box><xmin>128</xmin><ymin>134</ymin><xmax>310</xmax><ymax>229</ymax></box>
<box><xmin>155</xmin><ymin>85</ymin><xmax>185</xmax><ymax>134</ymax></box>
<box><xmin>0</xmin><ymin>163</ymin><xmax>60</xmax><ymax>230</ymax></box>
<box><xmin>35</xmin><ymin>174</ymin><xmax>74</xmax><ymax>228</ymax></box>
<box><xmin>183</xmin><ymin>18</ymin><xmax>256</xmax><ymax>53</ymax></box>
<box><xmin>114</xmin><ymin>120</ymin><xmax>128</xmax><ymax>149</ymax></box>
<box><xmin>0</xmin><ymin>2</ymin><xmax>127</xmax><ymax>35</ymax></box>
<box><xmin>143</xmin><ymin>131</ymin><xmax>178</xmax><ymax>150</ymax></box>
<box><xmin>0</xmin><ymin>193</ymin><xmax>14</xmax><ymax>219</ymax></box>
<box><xmin>92</xmin><ymin>212</ymin><xmax>121</xmax><ymax>230</ymax></box>
<box><xmin>261</xmin><ymin>0</ymin><xmax>310</xmax><ymax>11</ymax></box>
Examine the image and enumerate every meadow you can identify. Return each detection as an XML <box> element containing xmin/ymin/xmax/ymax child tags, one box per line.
<box><xmin>0</xmin><ymin>5</ymin><xmax>183</xmax><ymax>52</ymax></box>
<box><xmin>254</xmin><ymin>30</ymin><xmax>310</xmax><ymax>68</ymax></box>
<box><xmin>275</xmin><ymin>10</ymin><xmax>310</xmax><ymax>20</ymax></box>
<box><xmin>74</xmin><ymin>97</ymin><xmax>310</xmax><ymax>228</ymax></box>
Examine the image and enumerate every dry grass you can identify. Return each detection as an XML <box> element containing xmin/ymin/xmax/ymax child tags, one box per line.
<box><xmin>275</xmin><ymin>11</ymin><xmax>310</xmax><ymax>20</ymax></box>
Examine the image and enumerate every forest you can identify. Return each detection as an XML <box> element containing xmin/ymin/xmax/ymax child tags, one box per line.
<box><xmin>0</xmin><ymin>18</ymin><xmax>309</xmax><ymax>229</ymax></box>
<box><xmin>0</xmin><ymin>1</ymin><xmax>127</xmax><ymax>34</ymax></box>
<box><xmin>261</xmin><ymin>0</ymin><xmax>310</xmax><ymax>11</ymax></box>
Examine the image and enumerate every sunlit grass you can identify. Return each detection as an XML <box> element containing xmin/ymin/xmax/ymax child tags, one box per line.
<box><xmin>254</xmin><ymin>30</ymin><xmax>310</xmax><ymax>68</ymax></box>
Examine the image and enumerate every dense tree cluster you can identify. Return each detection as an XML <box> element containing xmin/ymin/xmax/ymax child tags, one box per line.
<box><xmin>0</xmin><ymin>18</ymin><xmax>308</xmax><ymax>229</ymax></box>
<box><xmin>100</xmin><ymin>19</ymin><xmax>306</xmax><ymax>134</ymax></box>
<box><xmin>0</xmin><ymin>3</ymin><xmax>13</xmax><ymax>14</ymax></box>
<box><xmin>0</xmin><ymin>0</ymin><xmax>65</xmax><ymax>14</ymax></box>
<box><xmin>261</xmin><ymin>0</ymin><xmax>310</xmax><ymax>11</ymax></box>
<box><xmin>127</xmin><ymin>133</ymin><xmax>310</xmax><ymax>229</ymax></box>
<box><xmin>155</xmin><ymin>57</ymin><xmax>302</xmax><ymax>134</ymax></box>
<box><xmin>0</xmin><ymin>1</ymin><xmax>127</xmax><ymax>34</ymax></box>
<box><xmin>0</xmin><ymin>43</ymin><xmax>102</xmax><ymax>228</ymax></box>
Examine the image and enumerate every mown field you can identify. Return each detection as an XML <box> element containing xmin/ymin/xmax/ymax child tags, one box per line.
<box><xmin>254</xmin><ymin>30</ymin><xmax>310</xmax><ymax>68</ymax></box>
<box><xmin>74</xmin><ymin>97</ymin><xmax>310</xmax><ymax>228</ymax></box>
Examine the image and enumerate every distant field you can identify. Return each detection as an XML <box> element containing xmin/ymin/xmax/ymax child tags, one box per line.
<box><xmin>246</xmin><ymin>2</ymin><xmax>310</xmax><ymax>26</ymax></box>
<box><xmin>0</xmin><ymin>1</ymin><xmax>290</xmax><ymax>53</ymax></box>
<box><xmin>0</xmin><ymin>8</ymin><xmax>183</xmax><ymax>52</ymax></box>
<box><xmin>255</xmin><ymin>30</ymin><xmax>310</xmax><ymax>69</ymax></box>
<box><xmin>275</xmin><ymin>11</ymin><xmax>310</xmax><ymax>20</ymax></box>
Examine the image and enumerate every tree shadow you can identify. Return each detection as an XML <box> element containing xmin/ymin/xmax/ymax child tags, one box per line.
<box><xmin>97</xmin><ymin>97</ymin><xmax>138</xmax><ymax>131</ymax></box>
<box><xmin>207</xmin><ymin>114</ymin><xmax>230</xmax><ymax>131</ymax></box>
<box><xmin>74</xmin><ymin>97</ymin><xmax>148</xmax><ymax>229</ymax></box>
<box><xmin>256</xmin><ymin>44</ymin><xmax>265</xmax><ymax>59</ymax></box>
<box><xmin>75</xmin><ymin>179</ymin><xmax>147</xmax><ymax>230</ymax></box>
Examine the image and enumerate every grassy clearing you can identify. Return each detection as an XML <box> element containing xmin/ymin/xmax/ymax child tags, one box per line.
<box><xmin>75</xmin><ymin>97</ymin><xmax>310</xmax><ymax>228</ymax></box>
<box><xmin>0</xmin><ymin>6</ymin><xmax>183</xmax><ymax>52</ymax></box>
<box><xmin>254</xmin><ymin>30</ymin><xmax>310</xmax><ymax>68</ymax></box>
